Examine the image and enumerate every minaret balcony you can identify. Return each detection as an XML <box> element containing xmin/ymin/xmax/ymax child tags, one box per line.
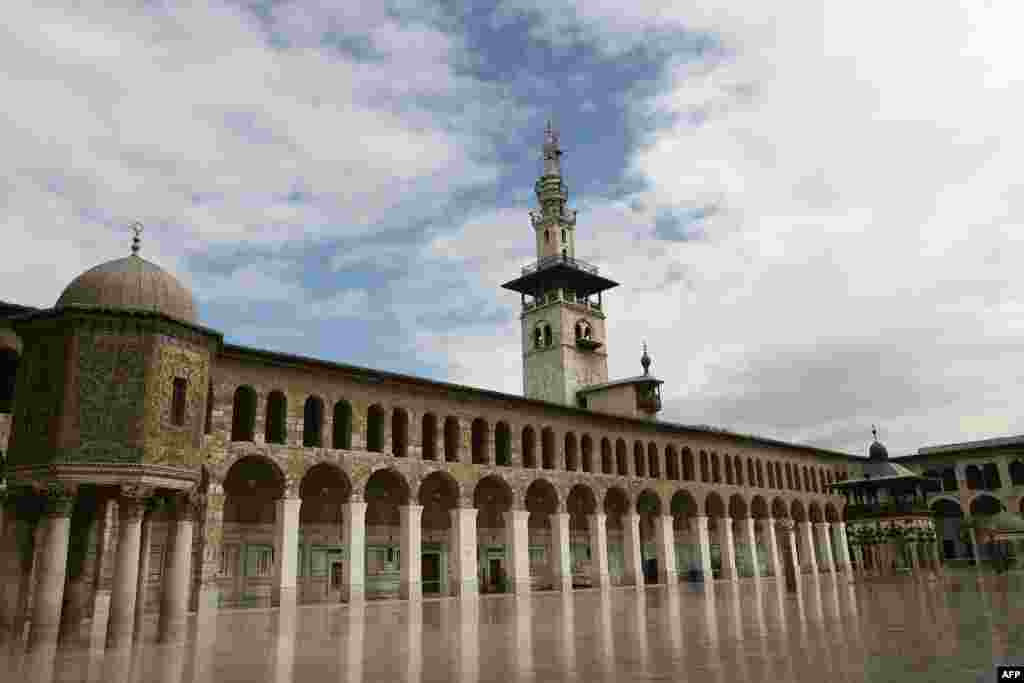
<box><xmin>521</xmin><ymin>253</ymin><xmax>599</xmax><ymax>276</ymax></box>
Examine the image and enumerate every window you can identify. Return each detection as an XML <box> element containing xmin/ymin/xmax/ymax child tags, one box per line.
<box><xmin>575</xmin><ymin>320</ymin><xmax>592</xmax><ymax>342</ymax></box>
<box><xmin>544</xmin><ymin>325</ymin><xmax>552</xmax><ymax>347</ymax></box>
<box><xmin>561</xmin><ymin>228</ymin><xmax>567</xmax><ymax>242</ymax></box>
<box><xmin>219</xmin><ymin>545</ymin><xmax>239</xmax><ymax>577</ymax></box>
<box><xmin>534</xmin><ymin>327</ymin><xmax>543</xmax><ymax>349</ymax></box>
<box><xmin>545</xmin><ymin>230</ymin><xmax>550</xmax><ymax>243</ymax></box>
<box><xmin>171</xmin><ymin>377</ymin><xmax>187</xmax><ymax>426</ymax></box>
<box><xmin>535</xmin><ymin>322</ymin><xmax>553</xmax><ymax>349</ymax></box>
<box><xmin>250</xmin><ymin>546</ymin><xmax>274</xmax><ymax>577</ymax></box>
<box><xmin>149</xmin><ymin>545</ymin><xmax>164</xmax><ymax>581</ymax></box>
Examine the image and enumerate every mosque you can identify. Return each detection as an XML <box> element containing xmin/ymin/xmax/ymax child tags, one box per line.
<box><xmin>0</xmin><ymin>124</ymin><xmax>1021</xmax><ymax>651</ymax></box>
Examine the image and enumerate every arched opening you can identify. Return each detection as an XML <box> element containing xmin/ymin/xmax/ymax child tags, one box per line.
<box><xmin>771</xmin><ymin>498</ymin><xmax>788</xmax><ymax>520</ymax></box>
<box><xmin>818</xmin><ymin>469</ymin><xmax>826</xmax><ymax>493</ymax></box>
<box><xmin>364</xmin><ymin>468</ymin><xmax>411</xmax><ymax>599</ymax></box>
<box><xmin>733</xmin><ymin>456</ymin><xmax>743</xmax><ymax>487</ymax></box>
<box><xmin>682</xmin><ymin>448</ymin><xmax>695</xmax><ymax>481</ymax></box>
<box><xmin>522</xmin><ymin>426</ymin><xmax>537</xmax><ymax>468</ymax></box>
<box><xmin>366</xmin><ymin>405</ymin><xmax>385</xmax><ymax>452</ymax></box>
<box><xmin>564</xmin><ymin>432</ymin><xmax>578</xmax><ymax>471</ymax></box>
<box><xmin>580</xmin><ymin>434</ymin><xmax>593</xmax><ymax>473</ymax></box>
<box><xmin>600</xmin><ymin>437</ymin><xmax>613</xmax><ymax>474</ymax></box>
<box><xmin>728</xmin><ymin>494</ymin><xmax>753</xmax><ymax>577</ymax></box>
<box><xmin>724</xmin><ymin>455</ymin><xmax>734</xmax><ymax>485</ymax></box>
<box><xmin>775</xmin><ymin>463</ymin><xmax>783</xmax><ymax>490</ymax></box>
<box><xmin>303</xmin><ymin>396</ymin><xmax>324</xmax><ymax>448</ymax></box>
<box><xmin>204</xmin><ymin>381</ymin><xmax>214</xmax><ymax>435</ymax></box>
<box><xmin>1010</xmin><ymin>460</ymin><xmax>1024</xmax><ymax>487</ymax></box>
<box><xmin>541</xmin><ymin>428</ymin><xmax>556</xmax><ymax>470</ymax></box>
<box><xmin>666</xmin><ymin>445</ymin><xmax>679</xmax><ymax>481</ymax></box>
<box><xmin>756</xmin><ymin>459</ymin><xmax>765</xmax><ymax>488</ymax></box>
<box><xmin>471</xmin><ymin>418</ymin><xmax>489</xmax><ymax>465</ymax></box>
<box><xmin>604</xmin><ymin>487</ymin><xmax>630</xmax><ymax>585</ymax></box>
<box><xmin>922</xmin><ymin>470</ymin><xmax>943</xmax><ymax>495</ymax></box>
<box><xmin>767</xmin><ymin>461</ymin><xmax>776</xmax><ymax>489</ymax></box>
<box><xmin>965</xmin><ymin>465</ymin><xmax>982</xmax><ymax>490</ymax></box>
<box><xmin>444</xmin><ymin>417</ymin><xmax>460</xmax><ymax>462</ymax></box>
<box><xmin>391</xmin><ymin>408</ymin><xmax>409</xmax><ymax>457</ymax></box>
<box><xmin>671</xmin><ymin>490</ymin><xmax>699</xmax><ymax>578</ymax></box>
<box><xmin>699</xmin><ymin>451</ymin><xmax>709</xmax><ymax>483</ymax></box>
<box><xmin>474</xmin><ymin>476</ymin><xmax>514</xmax><ymax>593</ymax></box>
<box><xmin>751</xmin><ymin>496</ymin><xmax>771</xmax><ymax>576</ymax></box>
<box><xmin>298</xmin><ymin>463</ymin><xmax>351</xmax><ymax>604</ymax></box>
<box><xmin>230</xmin><ymin>386</ymin><xmax>257</xmax><ymax>442</ymax></box>
<box><xmin>0</xmin><ymin>348</ymin><xmax>18</xmax><ymax>414</ymax></box>
<box><xmin>418</xmin><ymin>471</ymin><xmax>459</xmax><ymax>595</ymax></box>
<box><xmin>932</xmin><ymin>498</ymin><xmax>966</xmax><ymax>561</ymax></box>
<box><xmin>616</xmin><ymin>439</ymin><xmax>628</xmax><ymax>476</ymax></box>
<box><xmin>647</xmin><ymin>442</ymin><xmax>660</xmax><ymax>479</ymax></box>
<box><xmin>636</xmin><ymin>489</ymin><xmax>662</xmax><ymax>583</ymax></box>
<box><xmin>711</xmin><ymin>453</ymin><xmax>721</xmax><ymax>483</ymax></box>
<box><xmin>567</xmin><ymin>485</ymin><xmax>598</xmax><ymax>588</ymax></box>
<box><xmin>746</xmin><ymin>458</ymin><xmax>755</xmax><ymax>488</ymax></box>
<box><xmin>333</xmin><ymin>400</ymin><xmax>352</xmax><ymax>449</ymax></box>
<box><xmin>495</xmin><ymin>421</ymin><xmax>511</xmax><ymax>466</ymax></box>
<box><xmin>222</xmin><ymin>455</ymin><xmax>286</xmax><ymax>607</ymax></box>
<box><xmin>421</xmin><ymin>413</ymin><xmax>438</xmax><ymax>460</ymax></box>
<box><xmin>705</xmin><ymin>492</ymin><xmax>726</xmax><ymax>579</ymax></box>
<box><xmin>265</xmin><ymin>390</ymin><xmax>287</xmax><ymax>445</ymax></box>
<box><xmin>981</xmin><ymin>463</ymin><xmax>1001</xmax><ymax>490</ymax></box>
<box><xmin>634</xmin><ymin>441</ymin><xmax>645</xmax><ymax>478</ymax></box>
<box><xmin>526</xmin><ymin>479</ymin><xmax>559</xmax><ymax>589</ymax></box>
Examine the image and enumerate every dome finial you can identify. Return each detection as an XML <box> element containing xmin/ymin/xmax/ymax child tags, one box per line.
<box><xmin>641</xmin><ymin>341</ymin><xmax>651</xmax><ymax>376</ymax></box>
<box><xmin>129</xmin><ymin>221</ymin><xmax>144</xmax><ymax>255</ymax></box>
<box><xmin>872</xmin><ymin>424</ymin><xmax>878</xmax><ymax>441</ymax></box>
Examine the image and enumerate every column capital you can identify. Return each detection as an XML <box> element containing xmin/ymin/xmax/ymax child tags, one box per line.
<box><xmin>33</xmin><ymin>482</ymin><xmax>77</xmax><ymax>517</ymax></box>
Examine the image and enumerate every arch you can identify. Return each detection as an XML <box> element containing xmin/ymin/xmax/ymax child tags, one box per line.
<box><xmin>600</xmin><ymin>437</ymin><xmax>613</xmax><ymax>474</ymax></box>
<box><xmin>392</xmin><ymin>407</ymin><xmax>409</xmax><ymax>457</ymax></box>
<box><xmin>826</xmin><ymin>470</ymin><xmax>833</xmax><ymax>485</ymax></box>
<box><xmin>264</xmin><ymin>390</ymin><xmax>287</xmax><ymax>444</ymax></box>
<box><xmin>808</xmin><ymin>501</ymin><xmax>823</xmax><ymax>523</ymax></box>
<box><xmin>567</xmin><ymin>484</ymin><xmax>598</xmax><ymax>534</ymax></box>
<box><xmin>734</xmin><ymin>455</ymin><xmax>744</xmax><ymax>486</ymax></box>
<box><xmin>775</xmin><ymin>462</ymin><xmax>783</xmax><ymax>490</ymax></box>
<box><xmin>755</xmin><ymin>460</ymin><xmax>764</xmax><ymax>488</ymax></box>
<box><xmin>419</xmin><ymin>470</ymin><xmax>460</xmax><ymax>532</ymax></box>
<box><xmin>522</xmin><ymin>426</ymin><xmax>537</xmax><ymax>468</ymax></box>
<box><xmin>474</xmin><ymin>475</ymin><xmax>514</xmax><ymax>532</ymax></box>
<box><xmin>230</xmin><ymin>385</ymin><xmax>257</xmax><ymax>442</ymax></box>
<box><xmin>302</xmin><ymin>395</ymin><xmax>324</xmax><ymax>447</ymax></box>
<box><xmin>495</xmin><ymin>421</ymin><xmax>511</xmax><ymax>466</ymax></box>
<box><xmin>636</xmin><ymin>489</ymin><xmax>662</xmax><ymax>517</ymax></box>
<box><xmin>981</xmin><ymin>463</ymin><xmax>1001</xmax><ymax>490</ymax></box>
<box><xmin>471</xmin><ymin>418</ymin><xmax>489</xmax><ymax>465</ymax></box>
<box><xmin>818</xmin><ymin>469</ymin><xmax>826</xmax><ymax>493</ymax></box>
<box><xmin>728</xmin><ymin>493</ymin><xmax>748</xmax><ymax>519</ymax></box>
<box><xmin>604</xmin><ymin>486</ymin><xmax>630</xmax><ymax>528</ymax></box>
<box><xmin>541</xmin><ymin>427</ymin><xmax>556</xmax><ymax>470</ymax></box>
<box><xmin>1010</xmin><ymin>460</ymin><xmax>1024</xmax><ymax>487</ymax></box>
<box><xmin>670</xmin><ymin>489</ymin><xmax>698</xmax><ymax>520</ymax></box>
<box><xmin>682</xmin><ymin>448</ymin><xmax>695</xmax><ymax>481</ymax></box>
<box><xmin>771</xmin><ymin>497</ymin><xmax>788</xmax><ymax>519</ymax></box>
<box><xmin>366</xmin><ymin>404</ymin><xmax>385</xmax><ymax>452</ymax></box>
<box><xmin>790</xmin><ymin>499</ymin><xmax>806</xmax><ymax>522</ymax></box>
<box><xmin>616</xmin><ymin>438</ymin><xmax>628</xmax><ymax>476</ymax></box>
<box><xmin>711</xmin><ymin>452</ymin><xmax>721</xmax><ymax>483</ymax></box>
<box><xmin>666</xmin><ymin>445</ymin><xmax>679</xmax><ymax>481</ymax></box>
<box><xmin>785</xmin><ymin>463</ymin><xmax>794</xmax><ymax>490</ymax></box>
<box><xmin>332</xmin><ymin>399</ymin><xmax>353</xmax><ymax>449</ymax></box>
<box><xmin>941</xmin><ymin>467</ymin><xmax>958</xmax><ymax>492</ymax></box>
<box><xmin>930</xmin><ymin>497</ymin><xmax>963</xmax><ymax>517</ymax></box>
<box><xmin>802</xmin><ymin>466</ymin><xmax>811</xmax><ymax>492</ymax></box>
<box><xmin>699</xmin><ymin>451</ymin><xmax>709</xmax><ymax>483</ymax></box>
<box><xmin>746</xmin><ymin>458</ymin><xmax>755</xmax><ymax>488</ymax></box>
<box><xmin>724</xmin><ymin>454</ymin><xmax>734</xmax><ymax>485</ymax></box>
<box><xmin>299</xmin><ymin>462</ymin><xmax>351</xmax><ymax>524</ymax></box>
<box><xmin>647</xmin><ymin>442</ymin><xmax>660</xmax><ymax>479</ymax></box>
<box><xmin>964</xmin><ymin>464</ymin><xmax>982</xmax><ymax>490</ymax></box>
<box><xmin>750</xmin><ymin>495</ymin><xmax>769</xmax><ymax>519</ymax></box>
<box><xmin>824</xmin><ymin>502</ymin><xmax>839</xmax><ymax>523</ymax></box>
<box><xmin>969</xmin><ymin>494</ymin><xmax>1003</xmax><ymax>516</ymax></box>
<box><xmin>534</xmin><ymin>321</ymin><xmax>554</xmax><ymax>349</ymax></box>
<box><xmin>581</xmin><ymin>434</ymin><xmax>594</xmax><ymax>473</ymax></box>
<box><xmin>922</xmin><ymin>469</ymin><xmax>943</xmax><ymax>494</ymax></box>
<box><xmin>444</xmin><ymin>416</ymin><xmax>460</xmax><ymax>462</ymax></box>
<box><xmin>634</xmin><ymin>441</ymin><xmax>645</xmax><ymax>478</ymax></box>
<box><xmin>364</xmin><ymin>467</ymin><xmax>411</xmax><ymax>533</ymax></box>
<box><xmin>421</xmin><ymin>413</ymin><xmax>438</xmax><ymax>460</ymax></box>
<box><xmin>223</xmin><ymin>455</ymin><xmax>287</xmax><ymax>524</ymax></box>
<box><xmin>766</xmin><ymin>461</ymin><xmax>776</xmax><ymax>489</ymax></box>
<box><xmin>564</xmin><ymin>432</ymin><xmax>578</xmax><ymax>471</ymax></box>
<box><xmin>705</xmin><ymin>491</ymin><xmax>725</xmax><ymax>518</ymax></box>
<box><xmin>526</xmin><ymin>478</ymin><xmax>560</xmax><ymax>528</ymax></box>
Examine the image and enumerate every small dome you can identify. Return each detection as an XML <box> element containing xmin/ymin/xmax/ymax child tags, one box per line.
<box><xmin>56</xmin><ymin>254</ymin><xmax>197</xmax><ymax>324</ymax></box>
<box><xmin>868</xmin><ymin>440</ymin><xmax>889</xmax><ymax>461</ymax></box>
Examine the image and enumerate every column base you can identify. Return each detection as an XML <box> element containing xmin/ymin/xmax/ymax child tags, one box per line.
<box><xmin>593</xmin><ymin>574</ymin><xmax>611</xmax><ymax>590</ymax></box>
<box><xmin>657</xmin><ymin>571</ymin><xmax>677</xmax><ymax>585</ymax></box>
<box><xmin>452</xmin><ymin>578</ymin><xmax>479</xmax><ymax>598</ymax></box>
<box><xmin>271</xmin><ymin>587</ymin><xmax>298</xmax><ymax>609</ymax></box>
<box><xmin>399</xmin><ymin>581</ymin><xmax>422</xmax><ymax>602</ymax></box>
<box><xmin>552</xmin><ymin>576</ymin><xmax>571</xmax><ymax>593</ymax></box>
<box><xmin>88</xmin><ymin>590</ymin><xmax>112</xmax><ymax>651</ymax></box>
<box><xmin>342</xmin><ymin>584</ymin><xmax>365</xmax><ymax>605</ymax></box>
<box><xmin>509</xmin><ymin>579</ymin><xmax>532</xmax><ymax>596</ymax></box>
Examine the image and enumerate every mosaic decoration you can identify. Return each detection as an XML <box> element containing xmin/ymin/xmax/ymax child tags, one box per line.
<box><xmin>77</xmin><ymin>332</ymin><xmax>146</xmax><ymax>462</ymax></box>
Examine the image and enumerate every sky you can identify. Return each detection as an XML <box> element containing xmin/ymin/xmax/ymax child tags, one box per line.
<box><xmin>3</xmin><ymin>1</ymin><xmax>1023</xmax><ymax>457</ymax></box>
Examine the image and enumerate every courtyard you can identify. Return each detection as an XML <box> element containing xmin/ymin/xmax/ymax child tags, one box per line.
<box><xmin>6</xmin><ymin>572</ymin><xmax>1022</xmax><ymax>683</ymax></box>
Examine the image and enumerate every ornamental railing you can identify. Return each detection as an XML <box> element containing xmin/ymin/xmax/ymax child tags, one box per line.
<box><xmin>521</xmin><ymin>253</ymin><xmax>599</xmax><ymax>276</ymax></box>
<box><xmin>844</xmin><ymin>501</ymin><xmax>932</xmax><ymax>521</ymax></box>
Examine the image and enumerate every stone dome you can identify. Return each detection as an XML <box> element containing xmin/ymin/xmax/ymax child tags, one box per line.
<box><xmin>56</xmin><ymin>254</ymin><xmax>197</xmax><ymax>324</ymax></box>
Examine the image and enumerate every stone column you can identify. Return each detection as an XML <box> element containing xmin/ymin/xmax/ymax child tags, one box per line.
<box><xmin>131</xmin><ymin>503</ymin><xmax>156</xmax><ymax>643</ymax></box>
<box><xmin>450</xmin><ymin>506</ymin><xmax>479</xmax><ymax>597</ymax></box>
<box><xmin>719</xmin><ymin>517</ymin><xmax>737</xmax><ymax>581</ymax></box>
<box><xmin>623</xmin><ymin>513</ymin><xmax>644</xmax><ymax>587</ymax></box>
<box><xmin>932</xmin><ymin>540</ymin><xmax>944</xmax><ymax>573</ymax></box>
<box><xmin>106</xmin><ymin>487</ymin><xmax>149</xmax><ymax>649</ymax></box>
<box><xmin>815</xmin><ymin>523</ymin><xmax>834</xmax><ymax>573</ymax></box>
<box><xmin>549</xmin><ymin>511</ymin><xmax>572</xmax><ymax>592</ymax></box>
<box><xmin>765</xmin><ymin>518</ymin><xmax>783</xmax><ymax>579</ymax></box>
<box><xmin>588</xmin><ymin>513</ymin><xmax>610</xmax><ymax>589</ymax></box>
<box><xmin>342</xmin><ymin>500</ymin><xmax>366</xmax><ymax>603</ymax></box>
<box><xmin>655</xmin><ymin>515</ymin><xmax>677</xmax><ymax>584</ymax></box>
<box><xmin>745</xmin><ymin>518</ymin><xmax>761</xmax><ymax>579</ymax></box>
<box><xmin>158</xmin><ymin>494</ymin><xmax>195</xmax><ymax>643</ymax></box>
<box><xmin>832</xmin><ymin>523</ymin><xmax>851</xmax><ymax>572</ymax></box>
<box><xmin>193</xmin><ymin>481</ymin><xmax>224</xmax><ymax>616</ymax></box>
<box><xmin>506</xmin><ymin>508</ymin><xmax>531</xmax><ymax>595</ymax></box>
<box><xmin>0</xmin><ymin>493</ymin><xmax>32</xmax><ymax>645</ymax></box>
<box><xmin>272</xmin><ymin>496</ymin><xmax>301</xmax><ymax>607</ymax></box>
<box><xmin>967</xmin><ymin>527</ymin><xmax>980</xmax><ymax>562</ymax></box>
<box><xmin>907</xmin><ymin>541</ymin><xmax>919</xmax><ymax>572</ymax></box>
<box><xmin>799</xmin><ymin>522</ymin><xmax>818</xmax><ymax>574</ymax></box>
<box><xmin>399</xmin><ymin>504</ymin><xmax>423</xmax><ymax>601</ymax></box>
<box><xmin>785</xmin><ymin>527</ymin><xmax>800</xmax><ymax>577</ymax></box>
<box><xmin>27</xmin><ymin>486</ymin><xmax>76</xmax><ymax>648</ymax></box>
<box><xmin>695</xmin><ymin>515</ymin><xmax>713</xmax><ymax>581</ymax></box>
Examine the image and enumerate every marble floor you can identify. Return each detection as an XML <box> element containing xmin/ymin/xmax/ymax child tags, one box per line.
<box><xmin>5</xmin><ymin>572</ymin><xmax>1024</xmax><ymax>683</ymax></box>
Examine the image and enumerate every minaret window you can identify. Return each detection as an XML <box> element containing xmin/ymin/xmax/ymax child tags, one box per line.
<box><xmin>171</xmin><ymin>377</ymin><xmax>188</xmax><ymax>426</ymax></box>
<box><xmin>535</xmin><ymin>322</ymin><xmax>553</xmax><ymax>349</ymax></box>
<box><xmin>544</xmin><ymin>324</ymin><xmax>553</xmax><ymax>347</ymax></box>
<box><xmin>545</xmin><ymin>230</ymin><xmax>550</xmax><ymax>243</ymax></box>
<box><xmin>561</xmin><ymin>229</ymin><xmax>566</xmax><ymax>242</ymax></box>
<box><xmin>575</xmin><ymin>320</ymin><xmax>592</xmax><ymax>342</ymax></box>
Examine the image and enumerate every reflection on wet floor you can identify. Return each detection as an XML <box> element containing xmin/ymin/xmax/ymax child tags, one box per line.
<box><xmin>4</xmin><ymin>572</ymin><xmax>1024</xmax><ymax>683</ymax></box>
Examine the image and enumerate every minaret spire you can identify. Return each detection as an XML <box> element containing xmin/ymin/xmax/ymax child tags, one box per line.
<box><xmin>129</xmin><ymin>221</ymin><xmax>143</xmax><ymax>255</ymax></box>
<box><xmin>543</xmin><ymin>118</ymin><xmax>562</xmax><ymax>177</ymax></box>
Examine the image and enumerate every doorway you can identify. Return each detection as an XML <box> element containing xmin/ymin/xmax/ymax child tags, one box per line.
<box><xmin>488</xmin><ymin>558</ymin><xmax>505</xmax><ymax>593</ymax></box>
<box><xmin>422</xmin><ymin>553</ymin><xmax>442</xmax><ymax>595</ymax></box>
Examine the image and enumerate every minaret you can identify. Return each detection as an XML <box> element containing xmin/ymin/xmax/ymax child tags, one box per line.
<box><xmin>502</xmin><ymin>122</ymin><xmax>619</xmax><ymax>406</ymax></box>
